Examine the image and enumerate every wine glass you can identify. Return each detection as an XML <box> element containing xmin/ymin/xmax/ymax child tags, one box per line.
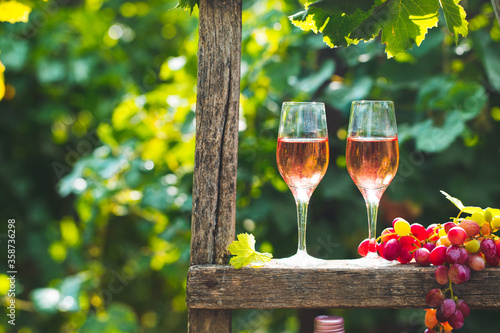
<box><xmin>276</xmin><ymin>102</ymin><xmax>329</xmax><ymax>267</ymax></box>
<box><xmin>346</xmin><ymin>100</ymin><xmax>399</xmax><ymax>264</ymax></box>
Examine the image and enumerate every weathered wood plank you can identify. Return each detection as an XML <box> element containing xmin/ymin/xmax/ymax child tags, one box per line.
<box><xmin>187</xmin><ymin>260</ymin><xmax>500</xmax><ymax>310</ymax></box>
<box><xmin>188</xmin><ymin>309</ymin><xmax>232</xmax><ymax>333</ymax></box>
<box><xmin>188</xmin><ymin>0</ymin><xmax>242</xmax><ymax>331</ymax></box>
<box><xmin>190</xmin><ymin>0</ymin><xmax>242</xmax><ymax>267</ymax></box>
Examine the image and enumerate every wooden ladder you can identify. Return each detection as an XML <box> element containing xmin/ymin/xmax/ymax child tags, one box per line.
<box><xmin>186</xmin><ymin>1</ymin><xmax>500</xmax><ymax>332</ymax></box>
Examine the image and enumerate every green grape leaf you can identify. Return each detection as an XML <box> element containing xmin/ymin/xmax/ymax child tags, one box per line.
<box><xmin>292</xmin><ymin>0</ymin><xmax>444</xmax><ymax>58</ymax></box>
<box><xmin>439</xmin><ymin>0</ymin><xmax>468</xmax><ymax>43</ymax></box>
<box><xmin>351</xmin><ymin>0</ymin><xmax>440</xmax><ymax>58</ymax></box>
<box><xmin>176</xmin><ymin>0</ymin><xmax>198</xmax><ymax>14</ymax></box>
<box><xmin>228</xmin><ymin>233</ymin><xmax>272</xmax><ymax>269</ymax></box>
<box><xmin>308</xmin><ymin>0</ymin><xmax>376</xmax><ymax>16</ymax></box>
<box><xmin>440</xmin><ymin>191</ymin><xmax>483</xmax><ymax>214</ymax></box>
<box><xmin>290</xmin><ymin>7</ymin><xmax>330</xmax><ymax>35</ymax></box>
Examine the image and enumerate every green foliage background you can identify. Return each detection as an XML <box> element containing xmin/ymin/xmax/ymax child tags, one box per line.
<box><xmin>1</xmin><ymin>0</ymin><xmax>500</xmax><ymax>332</ymax></box>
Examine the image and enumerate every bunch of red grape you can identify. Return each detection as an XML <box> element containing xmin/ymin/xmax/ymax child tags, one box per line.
<box><xmin>358</xmin><ymin>203</ymin><xmax>500</xmax><ymax>332</ymax></box>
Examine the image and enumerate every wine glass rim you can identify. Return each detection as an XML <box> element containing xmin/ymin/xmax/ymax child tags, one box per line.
<box><xmin>283</xmin><ymin>101</ymin><xmax>325</xmax><ymax>105</ymax></box>
<box><xmin>352</xmin><ymin>100</ymin><xmax>394</xmax><ymax>104</ymax></box>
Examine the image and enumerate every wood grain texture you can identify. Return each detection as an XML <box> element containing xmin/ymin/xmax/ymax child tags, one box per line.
<box><xmin>492</xmin><ymin>0</ymin><xmax>500</xmax><ymax>27</ymax></box>
<box><xmin>188</xmin><ymin>0</ymin><xmax>242</xmax><ymax>331</ymax></box>
<box><xmin>187</xmin><ymin>260</ymin><xmax>500</xmax><ymax>310</ymax></box>
<box><xmin>188</xmin><ymin>309</ymin><xmax>232</xmax><ymax>333</ymax></box>
<box><xmin>190</xmin><ymin>0</ymin><xmax>242</xmax><ymax>267</ymax></box>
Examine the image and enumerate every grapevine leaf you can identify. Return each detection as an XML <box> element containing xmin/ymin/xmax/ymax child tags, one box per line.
<box><xmin>321</xmin><ymin>8</ymin><xmax>373</xmax><ymax>47</ymax></box>
<box><xmin>307</xmin><ymin>0</ymin><xmax>375</xmax><ymax>16</ymax></box>
<box><xmin>414</xmin><ymin>111</ymin><xmax>464</xmax><ymax>153</ymax></box>
<box><xmin>439</xmin><ymin>0</ymin><xmax>468</xmax><ymax>43</ymax></box>
<box><xmin>0</xmin><ymin>60</ymin><xmax>4</xmax><ymax>101</ymax></box>
<box><xmin>0</xmin><ymin>1</ymin><xmax>31</xmax><ymax>23</ymax></box>
<box><xmin>440</xmin><ymin>191</ymin><xmax>483</xmax><ymax>215</ymax></box>
<box><xmin>290</xmin><ymin>7</ymin><xmax>330</xmax><ymax>35</ymax></box>
<box><xmin>228</xmin><ymin>233</ymin><xmax>272</xmax><ymax>269</ymax></box>
<box><xmin>441</xmin><ymin>190</ymin><xmax>465</xmax><ymax>210</ymax></box>
<box><xmin>176</xmin><ymin>0</ymin><xmax>198</xmax><ymax>14</ymax></box>
<box><xmin>351</xmin><ymin>0</ymin><xmax>440</xmax><ymax>58</ymax></box>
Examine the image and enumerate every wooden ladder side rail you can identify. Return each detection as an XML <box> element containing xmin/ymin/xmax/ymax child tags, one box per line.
<box><xmin>188</xmin><ymin>0</ymin><xmax>242</xmax><ymax>332</ymax></box>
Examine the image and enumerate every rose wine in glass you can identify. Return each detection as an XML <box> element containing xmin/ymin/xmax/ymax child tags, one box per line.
<box><xmin>346</xmin><ymin>101</ymin><xmax>399</xmax><ymax>264</ymax></box>
<box><xmin>276</xmin><ymin>102</ymin><xmax>329</xmax><ymax>266</ymax></box>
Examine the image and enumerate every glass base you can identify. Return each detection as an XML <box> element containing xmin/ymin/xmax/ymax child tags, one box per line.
<box><xmin>275</xmin><ymin>250</ymin><xmax>327</xmax><ymax>267</ymax></box>
<box><xmin>349</xmin><ymin>251</ymin><xmax>397</xmax><ymax>267</ymax></box>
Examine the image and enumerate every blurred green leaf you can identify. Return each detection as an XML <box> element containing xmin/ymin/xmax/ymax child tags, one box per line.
<box><xmin>79</xmin><ymin>303</ymin><xmax>139</xmax><ymax>332</ymax></box>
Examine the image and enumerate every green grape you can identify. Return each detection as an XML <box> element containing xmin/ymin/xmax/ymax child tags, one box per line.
<box><xmin>491</xmin><ymin>217</ymin><xmax>500</xmax><ymax>230</ymax></box>
<box><xmin>484</xmin><ymin>208</ymin><xmax>493</xmax><ymax>223</ymax></box>
<box><xmin>470</xmin><ymin>211</ymin><xmax>486</xmax><ymax>226</ymax></box>
<box><xmin>466</xmin><ymin>239</ymin><xmax>480</xmax><ymax>253</ymax></box>
<box><xmin>394</xmin><ymin>220</ymin><xmax>411</xmax><ymax>236</ymax></box>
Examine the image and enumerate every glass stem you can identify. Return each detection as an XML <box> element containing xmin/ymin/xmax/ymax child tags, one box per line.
<box><xmin>293</xmin><ymin>188</ymin><xmax>312</xmax><ymax>254</ymax></box>
<box><xmin>362</xmin><ymin>189</ymin><xmax>384</xmax><ymax>254</ymax></box>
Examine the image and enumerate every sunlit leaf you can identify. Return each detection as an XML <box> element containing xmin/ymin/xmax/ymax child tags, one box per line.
<box><xmin>176</xmin><ymin>0</ymin><xmax>198</xmax><ymax>14</ymax></box>
<box><xmin>351</xmin><ymin>0</ymin><xmax>440</xmax><ymax>57</ymax></box>
<box><xmin>291</xmin><ymin>0</ymin><xmax>443</xmax><ymax>57</ymax></box>
<box><xmin>439</xmin><ymin>0</ymin><xmax>468</xmax><ymax>43</ymax></box>
<box><xmin>440</xmin><ymin>191</ymin><xmax>483</xmax><ymax>214</ymax></box>
<box><xmin>0</xmin><ymin>1</ymin><xmax>31</xmax><ymax>23</ymax></box>
<box><xmin>0</xmin><ymin>60</ymin><xmax>4</xmax><ymax>101</ymax></box>
<box><xmin>308</xmin><ymin>0</ymin><xmax>375</xmax><ymax>15</ymax></box>
<box><xmin>228</xmin><ymin>233</ymin><xmax>272</xmax><ymax>269</ymax></box>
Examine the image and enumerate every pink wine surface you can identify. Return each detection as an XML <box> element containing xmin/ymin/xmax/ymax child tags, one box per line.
<box><xmin>346</xmin><ymin>137</ymin><xmax>399</xmax><ymax>190</ymax></box>
<box><xmin>277</xmin><ymin>138</ymin><xmax>329</xmax><ymax>189</ymax></box>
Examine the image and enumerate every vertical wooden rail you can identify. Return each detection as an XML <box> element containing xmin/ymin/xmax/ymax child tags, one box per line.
<box><xmin>493</xmin><ymin>0</ymin><xmax>500</xmax><ymax>27</ymax></box>
<box><xmin>188</xmin><ymin>0</ymin><xmax>242</xmax><ymax>332</ymax></box>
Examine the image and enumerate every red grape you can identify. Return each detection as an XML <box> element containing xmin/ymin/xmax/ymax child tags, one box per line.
<box><xmin>358</xmin><ymin>238</ymin><xmax>370</xmax><ymax>257</ymax></box>
<box><xmin>411</xmin><ymin>223</ymin><xmax>428</xmax><ymax>241</ymax></box>
<box><xmin>467</xmin><ymin>253</ymin><xmax>485</xmax><ymax>271</ymax></box>
<box><xmin>377</xmin><ymin>242</ymin><xmax>387</xmax><ymax>259</ymax></box>
<box><xmin>424</xmin><ymin>242</ymin><xmax>436</xmax><ymax>252</ymax></box>
<box><xmin>445</xmin><ymin>245</ymin><xmax>461</xmax><ymax>264</ymax></box>
<box><xmin>496</xmin><ymin>239</ymin><xmax>500</xmax><ymax>256</ymax></box>
<box><xmin>383</xmin><ymin>238</ymin><xmax>401</xmax><ymax>261</ymax></box>
<box><xmin>424</xmin><ymin>330</ymin><xmax>436</xmax><ymax>333</ymax></box>
<box><xmin>429</xmin><ymin>245</ymin><xmax>447</xmax><ymax>266</ymax></box>
<box><xmin>485</xmin><ymin>255</ymin><xmax>500</xmax><ymax>266</ymax></box>
<box><xmin>449</xmin><ymin>264</ymin><xmax>468</xmax><ymax>284</ymax></box>
<box><xmin>434</xmin><ymin>265</ymin><xmax>449</xmax><ymax>285</ymax></box>
<box><xmin>380</xmin><ymin>227</ymin><xmax>397</xmax><ymax>242</ymax></box>
<box><xmin>447</xmin><ymin>226</ymin><xmax>467</xmax><ymax>245</ymax></box>
<box><xmin>463</xmin><ymin>264</ymin><xmax>471</xmax><ymax>282</ymax></box>
<box><xmin>448</xmin><ymin>309</ymin><xmax>464</xmax><ymax>329</ymax></box>
<box><xmin>426</xmin><ymin>224</ymin><xmax>439</xmax><ymax>240</ymax></box>
<box><xmin>414</xmin><ymin>247</ymin><xmax>431</xmax><ymax>266</ymax></box>
<box><xmin>400</xmin><ymin>235</ymin><xmax>417</xmax><ymax>250</ymax></box>
<box><xmin>457</xmin><ymin>246</ymin><xmax>469</xmax><ymax>264</ymax></box>
<box><xmin>481</xmin><ymin>238</ymin><xmax>496</xmax><ymax>257</ymax></box>
<box><xmin>456</xmin><ymin>299</ymin><xmax>470</xmax><ymax>318</ymax></box>
<box><xmin>426</xmin><ymin>288</ymin><xmax>445</xmax><ymax>307</ymax></box>
<box><xmin>459</xmin><ymin>219</ymin><xmax>480</xmax><ymax>237</ymax></box>
<box><xmin>397</xmin><ymin>248</ymin><xmax>413</xmax><ymax>264</ymax></box>
<box><xmin>435</xmin><ymin>305</ymin><xmax>448</xmax><ymax>323</ymax></box>
<box><xmin>443</xmin><ymin>222</ymin><xmax>456</xmax><ymax>233</ymax></box>
<box><xmin>440</xmin><ymin>298</ymin><xmax>456</xmax><ymax>318</ymax></box>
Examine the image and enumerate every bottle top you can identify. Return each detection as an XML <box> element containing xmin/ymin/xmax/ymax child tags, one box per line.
<box><xmin>314</xmin><ymin>315</ymin><xmax>345</xmax><ymax>333</ymax></box>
